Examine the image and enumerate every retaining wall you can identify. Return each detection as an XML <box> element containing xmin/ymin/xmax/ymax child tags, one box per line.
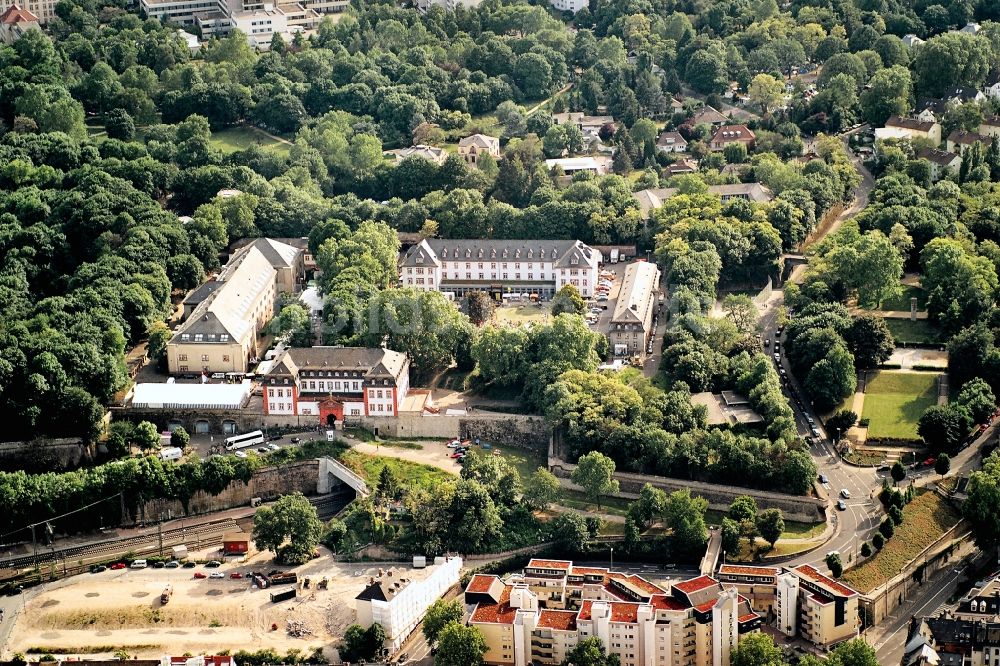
<box><xmin>138</xmin><ymin>460</ymin><xmax>320</xmax><ymax>521</ymax></box>
<box><xmin>356</xmin><ymin>414</ymin><xmax>552</xmax><ymax>453</ymax></box>
<box><xmin>0</xmin><ymin>438</ymin><xmax>92</xmax><ymax>472</ymax></box>
<box><xmin>550</xmin><ymin>460</ymin><xmax>825</xmax><ymax>523</ymax></box>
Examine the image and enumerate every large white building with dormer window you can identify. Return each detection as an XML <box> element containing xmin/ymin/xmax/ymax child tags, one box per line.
<box><xmin>399</xmin><ymin>239</ymin><xmax>602</xmax><ymax>300</ymax></box>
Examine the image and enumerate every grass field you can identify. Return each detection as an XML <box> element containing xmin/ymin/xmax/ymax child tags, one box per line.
<box><xmin>841</xmin><ymin>491</ymin><xmax>961</xmax><ymax>592</ymax></box>
<box><xmin>339</xmin><ymin>450</ymin><xmax>453</xmax><ymax>493</ymax></box>
<box><xmin>885</xmin><ymin>318</ymin><xmax>942</xmax><ymax>344</ymax></box>
<box><xmin>881</xmin><ymin>285</ymin><xmax>928</xmax><ymax>311</ymax></box>
<box><xmin>494</xmin><ymin>303</ymin><xmax>551</xmax><ymax>326</ymax></box>
<box><xmin>862</xmin><ymin>371</ymin><xmax>939</xmax><ymax>439</ymax></box>
<box><xmin>209</xmin><ymin>126</ymin><xmax>291</xmax><ymax>156</ymax></box>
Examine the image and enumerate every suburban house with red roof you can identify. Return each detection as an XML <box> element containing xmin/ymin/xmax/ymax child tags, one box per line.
<box><xmin>0</xmin><ymin>3</ymin><xmax>39</xmax><ymax>44</ymax></box>
<box><xmin>708</xmin><ymin>125</ymin><xmax>756</xmax><ymax>152</ymax></box>
<box><xmin>466</xmin><ymin>559</ymin><xmax>762</xmax><ymax>666</ymax></box>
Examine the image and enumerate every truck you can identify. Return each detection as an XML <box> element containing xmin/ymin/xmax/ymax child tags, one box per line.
<box><xmin>609</xmin><ymin>248</ymin><xmax>619</xmax><ymax>263</ymax></box>
<box><xmin>269</xmin><ymin>571</ymin><xmax>298</xmax><ymax>585</ymax></box>
<box><xmin>270</xmin><ymin>588</ymin><xmax>296</xmax><ymax>603</ymax></box>
<box><xmin>171</xmin><ymin>545</ymin><xmax>188</xmax><ymax>560</ymax></box>
<box><xmin>160</xmin><ymin>584</ymin><xmax>173</xmax><ymax>604</ymax></box>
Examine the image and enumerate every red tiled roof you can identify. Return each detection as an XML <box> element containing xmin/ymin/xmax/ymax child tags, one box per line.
<box><xmin>718</xmin><ymin>565</ymin><xmax>779</xmax><ymax>577</ymax></box>
<box><xmin>650</xmin><ymin>594</ymin><xmax>688</xmax><ymax>611</ymax></box>
<box><xmin>579</xmin><ymin>599</ymin><xmax>594</xmax><ymax>621</ymax></box>
<box><xmin>466</xmin><ymin>574</ymin><xmax>498</xmax><ymax>594</ymax></box>
<box><xmin>795</xmin><ymin>565</ymin><xmax>858</xmax><ymax>598</ymax></box>
<box><xmin>711</xmin><ymin>124</ymin><xmax>755</xmax><ymax>142</ymax></box>
<box><xmin>738</xmin><ymin>613</ymin><xmax>758</xmax><ymax>623</ymax></box>
<box><xmin>673</xmin><ymin>575</ymin><xmax>718</xmax><ymax>594</ymax></box>
<box><xmin>528</xmin><ymin>559</ymin><xmax>572</xmax><ymax>570</ymax></box>
<box><xmin>0</xmin><ymin>3</ymin><xmax>38</xmax><ymax>23</ymax></box>
<box><xmin>538</xmin><ymin>610</ymin><xmax>578</xmax><ymax>631</ymax></box>
<box><xmin>626</xmin><ymin>574</ymin><xmax>667</xmax><ymax>595</ymax></box>
<box><xmin>569</xmin><ymin>566</ymin><xmax>608</xmax><ymax>576</ymax></box>
<box><xmin>811</xmin><ymin>592</ymin><xmax>832</xmax><ymax>605</ymax></box>
<box><xmin>470</xmin><ymin>586</ymin><xmax>518</xmax><ymax>625</ymax></box>
<box><xmin>695</xmin><ymin>600</ymin><xmax>717</xmax><ymax>613</ymax></box>
<box><xmin>610</xmin><ymin>602</ymin><xmax>640</xmax><ymax>622</ymax></box>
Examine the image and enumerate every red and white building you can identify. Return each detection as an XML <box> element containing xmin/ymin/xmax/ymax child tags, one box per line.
<box><xmin>466</xmin><ymin>559</ymin><xmax>762</xmax><ymax>666</ymax></box>
<box><xmin>262</xmin><ymin>347</ymin><xmax>409</xmax><ymax>426</ymax></box>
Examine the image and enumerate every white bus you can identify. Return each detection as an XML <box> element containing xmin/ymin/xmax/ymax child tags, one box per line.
<box><xmin>225</xmin><ymin>430</ymin><xmax>265</xmax><ymax>452</ymax></box>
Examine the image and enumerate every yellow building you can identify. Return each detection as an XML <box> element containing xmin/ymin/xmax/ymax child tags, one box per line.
<box><xmin>775</xmin><ymin>565</ymin><xmax>859</xmax><ymax>647</ymax></box>
<box><xmin>167</xmin><ymin>245</ymin><xmax>277</xmax><ymax>375</ymax></box>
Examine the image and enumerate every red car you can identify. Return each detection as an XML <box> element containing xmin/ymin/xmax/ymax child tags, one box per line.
<box><xmin>230</xmin><ymin>572</ymin><xmax>243</xmax><ymax>579</ymax></box>
<box><xmin>193</xmin><ymin>572</ymin><xmax>207</xmax><ymax>579</ymax></box>
<box><xmin>451</xmin><ymin>451</ymin><xmax>465</xmax><ymax>459</ymax></box>
<box><xmin>110</xmin><ymin>563</ymin><xmax>127</xmax><ymax>570</ymax></box>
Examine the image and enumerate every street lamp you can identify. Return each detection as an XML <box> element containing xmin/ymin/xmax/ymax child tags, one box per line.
<box><xmin>610</xmin><ymin>546</ymin><xmax>614</xmax><ymax>570</ymax></box>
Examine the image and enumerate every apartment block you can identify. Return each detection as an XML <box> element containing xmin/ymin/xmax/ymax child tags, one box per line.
<box><xmin>400</xmin><ymin>239</ymin><xmax>601</xmax><ymax>299</ymax></box>
<box><xmin>775</xmin><ymin>565</ymin><xmax>859</xmax><ymax>647</ymax></box>
<box><xmin>466</xmin><ymin>559</ymin><xmax>762</xmax><ymax>666</ymax></box>
<box><xmin>609</xmin><ymin>261</ymin><xmax>660</xmax><ymax>358</ymax></box>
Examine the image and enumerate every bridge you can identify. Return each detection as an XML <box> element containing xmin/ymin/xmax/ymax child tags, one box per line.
<box><xmin>318</xmin><ymin>457</ymin><xmax>369</xmax><ymax>497</ymax></box>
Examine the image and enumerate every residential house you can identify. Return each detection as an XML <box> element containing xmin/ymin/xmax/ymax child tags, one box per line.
<box><xmin>383</xmin><ymin>144</ymin><xmax>448</xmax><ymax>165</ymax></box>
<box><xmin>551</xmin><ymin>112</ymin><xmax>616</xmax><ymax>147</ymax></box>
<box><xmin>946</xmin><ymin>129</ymin><xmax>989</xmax><ymax>153</ymax></box>
<box><xmin>914</xmin><ymin>97</ymin><xmax>947</xmax><ymax>123</ymax></box>
<box><xmin>691</xmin><ymin>106</ymin><xmax>730</xmax><ymax>127</ymax></box>
<box><xmin>980</xmin><ymin>116</ymin><xmax>1000</xmax><ymax>138</ymax></box>
<box><xmin>467</xmin><ymin>560</ymin><xmax>762</xmax><ymax>666</ymax></box>
<box><xmin>901</xmin><ymin>34</ymin><xmax>924</xmax><ymax>47</ymax></box>
<box><xmin>609</xmin><ymin>262</ymin><xmax>660</xmax><ymax>358</ymax></box>
<box><xmin>262</xmin><ymin>346</ymin><xmax>410</xmax><ymax>423</ymax></box>
<box><xmin>916</xmin><ymin>148</ymin><xmax>962</xmax><ymax>179</ymax></box>
<box><xmin>666</xmin><ymin>158</ymin><xmax>698</xmax><ymax>175</ymax></box>
<box><xmin>167</xmin><ymin>245</ymin><xmax>277</xmax><ymax>375</ymax></box>
<box><xmin>942</xmin><ymin>85</ymin><xmax>985</xmax><ymax>105</ymax></box>
<box><xmin>984</xmin><ymin>71</ymin><xmax>1000</xmax><ymax>100</ymax></box>
<box><xmin>775</xmin><ymin>565</ymin><xmax>859</xmax><ymax>647</ymax></box>
<box><xmin>544</xmin><ymin>156</ymin><xmax>611</xmax><ymax>176</ymax></box>
<box><xmin>633</xmin><ymin>183</ymin><xmax>774</xmax><ymax>218</ymax></box>
<box><xmin>902</xmin><ymin>614</ymin><xmax>1000</xmax><ymax>666</ymax></box>
<box><xmin>548</xmin><ymin>0</ymin><xmax>586</xmax><ymax>12</ymax></box>
<box><xmin>709</xmin><ymin>125</ymin><xmax>755</xmax><ymax>152</ymax></box>
<box><xmin>655</xmin><ymin>131</ymin><xmax>688</xmax><ymax>153</ymax></box>
<box><xmin>960</xmin><ymin>21</ymin><xmax>981</xmax><ymax>34</ymax></box>
<box><xmin>416</xmin><ymin>0</ymin><xmax>482</xmax><ymax>9</ymax></box>
<box><xmin>875</xmin><ymin>116</ymin><xmax>942</xmax><ymax>145</ymax></box>
<box><xmin>400</xmin><ymin>239</ymin><xmax>601</xmax><ymax>299</ymax></box>
<box><xmin>355</xmin><ymin>557</ymin><xmax>462</xmax><ymax>652</ymax></box>
<box><xmin>458</xmin><ymin>134</ymin><xmax>501</xmax><ymax>167</ymax></box>
<box><xmin>0</xmin><ymin>3</ymin><xmax>39</xmax><ymax>43</ymax></box>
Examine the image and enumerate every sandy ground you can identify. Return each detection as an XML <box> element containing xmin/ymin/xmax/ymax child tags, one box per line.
<box><xmin>4</xmin><ymin>554</ymin><xmax>433</xmax><ymax>660</ymax></box>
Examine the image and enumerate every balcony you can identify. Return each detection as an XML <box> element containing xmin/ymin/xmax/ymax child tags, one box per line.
<box><xmin>532</xmin><ymin>641</ymin><xmax>553</xmax><ymax>649</ymax></box>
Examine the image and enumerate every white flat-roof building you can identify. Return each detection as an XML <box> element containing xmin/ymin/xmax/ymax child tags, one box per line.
<box><xmin>545</xmin><ymin>156</ymin><xmax>610</xmax><ymax>176</ymax></box>
<box><xmin>131</xmin><ymin>380</ymin><xmax>254</xmax><ymax>410</ymax></box>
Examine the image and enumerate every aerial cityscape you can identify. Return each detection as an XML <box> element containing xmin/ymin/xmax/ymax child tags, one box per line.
<box><xmin>0</xmin><ymin>0</ymin><xmax>998</xmax><ymax>664</ymax></box>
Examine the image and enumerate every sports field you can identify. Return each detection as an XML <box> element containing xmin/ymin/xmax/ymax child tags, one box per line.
<box><xmin>861</xmin><ymin>371</ymin><xmax>939</xmax><ymax>439</ymax></box>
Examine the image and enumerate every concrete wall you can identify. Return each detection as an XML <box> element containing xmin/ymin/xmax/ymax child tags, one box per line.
<box><xmin>357</xmin><ymin>413</ymin><xmax>552</xmax><ymax>453</ymax></box>
<box><xmin>860</xmin><ymin>522</ymin><xmax>971</xmax><ymax>625</ymax></box>
<box><xmin>138</xmin><ymin>460</ymin><xmax>319</xmax><ymax>520</ymax></box>
<box><xmin>550</xmin><ymin>460</ymin><xmax>826</xmax><ymax>523</ymax></box>
<box><xmin>0</xmin><ymin>438</ymin><xmax>93</xmax><ymax>472</ymax></box>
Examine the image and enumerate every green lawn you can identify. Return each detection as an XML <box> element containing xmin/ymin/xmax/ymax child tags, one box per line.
<box><xmin>339</xmin><ymin>449</ymin><xmax>454</xmax><ymax>493</ymax></box>
<box><xmin>881</xmin><ymin>285</ymin><xmax>928</xmax><ymax>311</ymax></box>
<box><xmin>494</xmin><ymin>303</ymin><xmax>551</xmax><ymax>326</ymax></box>
<box><xmin>862</xmin><ymin>371</ymin><xmax>940</xmax><ymax>439</ymax></box>
<box><xmin>842</xmin><ymin>491</ymin><xmax>960</xmax><ymax>592</ymax></box>
<box><xmin>884</xmin><ymin>318</ymin><xmax>943</xmax><ymax>344</ymax></box>
<box><xmin>209</xmin><ymin>126</ymin><xmax>291</xmax><ymax>156</ymax></box>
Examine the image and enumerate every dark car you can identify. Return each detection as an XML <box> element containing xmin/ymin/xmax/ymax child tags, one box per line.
<box><xmin>268</xmin><ymin>434</ymin><xmax>282</xmax><ymax>442</ymax></box>
<box><xmin>152</xmin><ymin>561</ymin><xmax>166</xmax><ymax>569</ymax></box>
<box><xmin>90</xmin><ymin>564</ymin><xmax>107</xmax><ymax>573</ymax></box>
<box><xmin>257</xmin><ymin>447</ymin><xmax>268</xmax><ymax>454</ymax></box>
<box><xmin>205</xmin><ymin>560</ymin><xmax>221</xmax><ymax>568</ymax></box>
<box><xmin>290</xmin><ymin>437</ymin><xmax>301</xmax><ymax>443</ymax></box>
<box><xmin>818</xmin><ymin>473</ymin><xmax>828</xmax><ymax>484</ymax></box>
<box><xmin>836</xmin><ymin>500</ymin><xmax>847</xmax><ymax>511</ymax></box>
<box><xmin>183</xmin><ymin>561</ymin><xmax>197</xmax><ymax>568</ymax></box>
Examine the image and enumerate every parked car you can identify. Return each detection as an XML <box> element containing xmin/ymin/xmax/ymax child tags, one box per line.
<box><xmin>165</xmin><ymin>561</ymin><xmax>180</xmax><ymax>569</ymax></box>
<box><xmin>130</xmin><ymin>559</ymin><xmax>148</xmax><ymax>569</ymax></box>
<box><xmin>235</xmin><ymin>451</ymin><xmax>247</xmax><ymax>458</ymax></box>
<box><xmin>451</xmin><ymin>451</ymin><xmax>465</xmax><ymax>459</ymax></box>
<box><xmin>256</xmin><ymin>447</ymin><xmax>268</xmax><ymax>454</ymax></box>
<box><xmin>205</xmin><ymin>560</ymin><xmax>221</xmax><ymax>568</ymax></box>
<box><xmin>230</xmin><ymin>572</ymin><xmax>243</xmax><ymax>579</ymax></box>
<box><xmin>267</xmin><ymin>434</ymin><xmax>282</xmax><ymax>442</ymax></box>
<box><xmin>840</xmin><ymin>489</ymin><xmax>851</xmax><ymax>499</ymax></box>
<box><xmin>811</xmin><ymin>427</ymin><xmax>821</xmax><ymax>438</ymax></box>
<box><xmin>209</xmin><ymin>572</ymin><xmax>225</xmax><ymax>579</ymax></box>
<box><xmin>836</xmin><ymin>500</ymin><xmax>847</xmax><ymax>511</ymax></box>
<box><xmin>194</xmin><ymin>572</ymin><xmax>207</xmax><ymax>579</ymax></box>
<box><xmin>266</xmin><ymin>443</ymin><xmax>280</xmax><ymax>451</ymax></box>
<box><xmin>290</xmin><ymin>437</ymin><xmax>301</xmax><ymax>443</ymax></box>
<box><xmin>152</xmin><ymin>561</ymin><xmax>166</xmax><ymax>569</ymax></box>
<box><xmin>90</xmin><ymin>564</ymin><xmax>107</xmax><ymax>573</ymax></box>
<box><xmin>110</xmin><ymin>562</ymin><xmax>127</xmax><ymax>570</ymax></box>
<box><xmin>183</xmin><ymin>561</ymin><xmax>197</xmax><ymax>568</ymax></box>
<box><xmin>596</xmin><ymin>295</ymin><xmax>609</xmax><ymax>301</ymax></box>
<box><xmin>818</xmin><ymin>474</ymin><xmax>828</xmax><ymax>484</ymax></box>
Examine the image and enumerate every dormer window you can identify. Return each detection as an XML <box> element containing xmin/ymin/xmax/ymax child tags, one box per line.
<box><xmin>442</xmin><ymin>248</ymin><xmax>448</xmax><ymax>258</ymax></box>
<box><xmin>221</xmin><ymin>334</ymin><xmax>229</xmax><ymax>342</ymax></box>
<box><xmin>465</xmin><ymin>249</ymin><xmax>471</xmax><ymax>258</ymax></box>
<box><xmin>527</xmin><ymin>249</ymin><xmax>533</xmax><ymax>259</ymax></box>
<box><xmin>502</xmin><ymin>249</ymin><xmax>508</xmax><ymax>258</ymax></box>
<box><xmin>194</xmin><ymin>334</ymin><xmax>203</xmax><ymax>342</ymax></box>
<box><xmin>181</xmin><ymin>334</ymin><xmax>190</xmax><ymax>341</ymax></box>
<box><xmin>478</xmin><ymin>248</ymin><xmax>484</xmax><ymax>258</ymax></box>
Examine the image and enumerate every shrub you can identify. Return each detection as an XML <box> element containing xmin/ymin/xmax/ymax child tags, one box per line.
<box><xmin>872</xmin><ymin>532</ymin><xmax>885</xmax><ymax>549</ymax></box>
<box><xmin>859</xmin><ymin>417</ymin><xmax>871</xmax><ymax>427</ymax></box>
<box><xmin>860</xmin><ymin>542</ymin><xmax>872</xmax><ymax>557</ymax></box>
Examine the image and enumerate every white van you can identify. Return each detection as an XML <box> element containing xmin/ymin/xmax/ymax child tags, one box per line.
<box><xmin>159</xmin><ymin>447</ymin><xmax>183</xmax><ymax>461</ymax></box>
<box><xmin>130</xmin><ymin>559</ymin><xmax>148</xmax><ymax>569</ymax></box>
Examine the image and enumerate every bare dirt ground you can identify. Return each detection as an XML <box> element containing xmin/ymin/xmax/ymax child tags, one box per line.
<box><xmin>4</xmin><ymin>555</ymin><xmax>432</xmax><ymax>660</ymax></box>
